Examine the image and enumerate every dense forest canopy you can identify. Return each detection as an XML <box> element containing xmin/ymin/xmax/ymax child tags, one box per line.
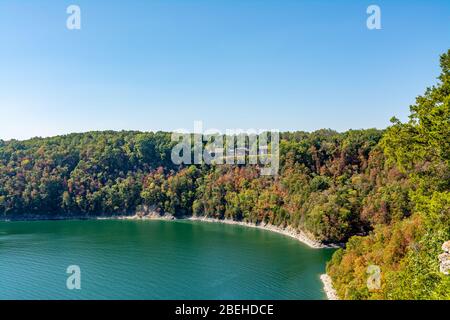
<box><xmin>0</xmin><ymin>128</ymin><xmax>386</xmax><ymax>243</ymax></box>
<box><xmin>0</xmin><ymin>51</ymin><xmax>449</xmax><ymax>300</ymax></box>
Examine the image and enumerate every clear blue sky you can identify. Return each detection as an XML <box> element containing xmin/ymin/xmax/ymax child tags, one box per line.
<box><xmin>0</xmin><ymin>0</ymin><xmax>449</xmax><ymax>140</ymax></box>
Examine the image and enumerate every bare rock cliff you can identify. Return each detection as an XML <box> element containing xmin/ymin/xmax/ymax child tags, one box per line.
<box><xmin>439</xmin><ymin>241</ymin><xmax>450</xmax><ymax>275</ymax></box>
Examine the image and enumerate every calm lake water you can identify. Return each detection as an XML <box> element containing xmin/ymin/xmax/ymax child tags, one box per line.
<box><xmin>0</xmin><ymin>220</ymin><xmax>334</xmax><ymax>299</ymax></box>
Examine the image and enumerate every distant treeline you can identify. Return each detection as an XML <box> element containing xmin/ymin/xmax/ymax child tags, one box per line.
<box><xmin>1</xmin><ymin>51</ymin><xmax>449</xmax><ymax>300</ymax></box>
<box><xmin>0</xmin><ymin>127</ymin><xmax>385</xmax><ymax>243</ymax></box>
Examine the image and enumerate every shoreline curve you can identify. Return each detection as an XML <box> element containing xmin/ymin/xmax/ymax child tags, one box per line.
<box><xmin>320</xmin><ymin>274</ymin><xmax>339</xmax><ymax>300</ymax></box>
<box><xmin>0</xmin><ymin>213</ymin><xmax>341</xmax><ymax>249</ymax></box>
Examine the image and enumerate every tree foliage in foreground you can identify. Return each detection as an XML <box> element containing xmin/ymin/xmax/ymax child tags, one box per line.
<box><xmin>327</xmin><ymin>50</ymin><xmax>450</xmax><ymax>300</ymax></box>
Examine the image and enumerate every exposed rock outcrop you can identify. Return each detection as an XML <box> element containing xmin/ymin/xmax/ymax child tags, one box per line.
<box><xmin>320</xmin><ymin>274</ymin><xmax>339</xmax><ymax>300</ymax></box>
<box><xmin>439</xmin><ymin>241</ymin><xmax>450</xmax><ymax>275</ymax></box>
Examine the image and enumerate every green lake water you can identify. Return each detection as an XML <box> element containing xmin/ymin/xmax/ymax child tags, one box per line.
<box><xmin>0</xmin><ymin>219</ymin><xmax>334</xmax><ymax>299</ymax></box>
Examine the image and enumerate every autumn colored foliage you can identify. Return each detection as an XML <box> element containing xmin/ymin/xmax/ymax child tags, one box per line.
<box><xmin>1</xmin><ymin>51</ymin><xmax>449</xmax><ymax>300</ymax></box>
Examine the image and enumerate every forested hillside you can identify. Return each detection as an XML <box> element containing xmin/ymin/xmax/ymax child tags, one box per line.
<box><xmin>0</xmin><ymin>127</ymin><xmax>385</xmax><ymax>243</ymax></box>
<box><xmin>0</xmin><ymin>51</ymin><xmax>449</xmax><ymax>299</ymax></box>
<box><xmin>327</xmin><ymin>51</ymin><xmax>450</xmax><ymax>299</ymax></box>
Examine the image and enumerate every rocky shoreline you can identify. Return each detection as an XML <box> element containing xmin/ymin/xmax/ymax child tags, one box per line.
<box><xmin>0</xmin><ymin>212</ymin><xmax>340</xmax><ymax>249</ymax></box>
<box><xmin>184</xmin><ymin>216</ymin><xmax>338</xmax><ymax>249</ymax></box>
<box><xmin>320</xmin><ymin>274</ymin><xmax>339</xmax><ymax>300</ymax></box>
<box><xmin>105</xmin><ymin>213</ymin><xmax>339</xmax><ymax>249</ymax></box>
